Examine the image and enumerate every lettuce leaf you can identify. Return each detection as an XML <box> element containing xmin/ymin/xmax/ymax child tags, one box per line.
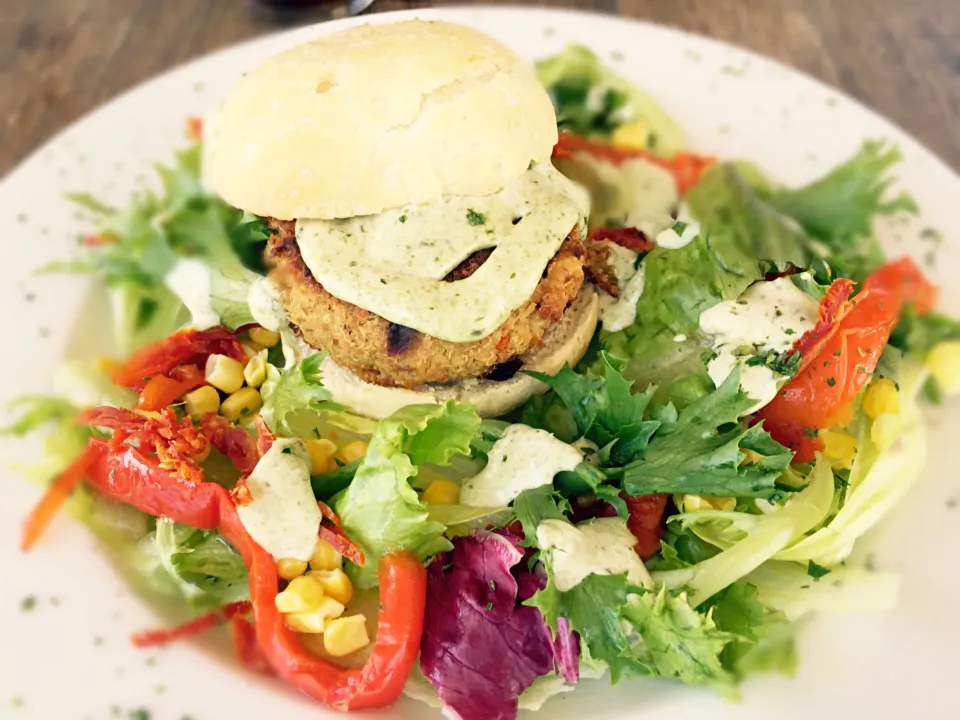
<box><xmin>620</xmin><ymin>368</ymin><xmax>793</xmax><ymax>498</ymax></box>
<box><xmin>259</xmin><ymin>353</ymin><xmax>339</xmax><ymax>435</ymax></box>
<box><xmin>523</xmin><ymin>357</ymin><xmax>792</xmax><ymax>498</ymax></box>
<box><xmin>651</xmin><ymin>456</ymin><xmax>835</xmax><ymax>605</ymax></box>
<box><xmin>890</xmin><ymin>306</ymin><xmax>960</xmax><ymax>357</ymax></box>
<box><xmin>535</xmin><ymin>44</ymin><xmax>685</xmax><ymax>155</ymax></box>
<box><xmin>767</xmin><ymin>141</ymin><xmax>916</xmax><ymax>274</ymax></box>
<box><xmin>772</xmin><ymin>363</ymin><xmax>928</xmax><ymax>566</ymax></box>
<box><xmin>597</xmin><ymin>220</ymin><xmax>762</xmax><ymax>404</ymax></box>
<box><xmin>420</xmin><ymin>532</ymin><xmax>577</xmax><ymax>720</ymax></box>
<box><xmin>45</xmin><ymin>144</ymin><xmax>269</xmax><ymax>353</ymax></box>
<box><xmin>746</xmin><ymin>561</ymin><xmax>899</xmax><ymax>621</ymax></box>
<box><xmin>530</xmin><ymin>573</ymin><xmax>737</xmax><ymax>692</ymax></box>
<box><xmin>133</xmin><ymin>519</ymin><xmax>249</xmax><ymax>611</ymax></box>
<box><xmin>333</xmin><ymin>402</ymin><xmax>480</xmax><ymax>588</ymax></box>
<box><xmin>704</xmin><ymin>580</ymin><xmax>797</xmax><ymax>679</ymax></box>
<box><xmin>685</xmin><ymin>163</ymin><xmax>809</xmax><ymax>270</ymax></box>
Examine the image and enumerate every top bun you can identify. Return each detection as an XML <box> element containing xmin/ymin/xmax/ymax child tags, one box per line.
<box><xmin>204</xmin><ymin>20</ymin><xmax>558</xmax><ymax>220</ymax></box>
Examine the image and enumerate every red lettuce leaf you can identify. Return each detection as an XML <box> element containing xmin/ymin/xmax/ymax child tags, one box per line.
<box><xmin>421</xmin><ymin>531</ymin><xmax>579</xmax><ymax>720</ymax></box>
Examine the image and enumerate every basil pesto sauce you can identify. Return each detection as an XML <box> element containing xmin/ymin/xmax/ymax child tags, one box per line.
<box><xmin>295</xmin><ymin>164</ymin><xmax>586</xmax><ymax>343</ymax></box>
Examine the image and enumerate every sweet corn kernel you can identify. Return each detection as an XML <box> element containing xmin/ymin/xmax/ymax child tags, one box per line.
<box><xmin>422</xmin><ymin>478</ymin><xmax>461</xmax><ymax>505</ymax></box>
<box><xmin>306</xmin><ymin>438</ymin><xmax>338</xmax><ymax>475</ymax></box>
<box><xmin>205</xmin><ymin>354</ymin><xmax>246</xmax><ymax>394</ymax></box>
<box><xmin>339</xmin><ymin>440</ymin><xmax>368</xmax><ymax>464</ymax></box>
<box><xmin>184</xmin><ymin>385</ymin><xmax>220</xmax><ymax>418</ymax></box>
<box><xmin>862</xmin><ymin>378</ymin><xmax>899</xmax><ymax>419</ymax></box>
<box><xmin>610</xmin><ymin>121</ymin><xmax>649</xmax><ymax>150</ymax></box>
<box><xmin>870</xmin><ymin>413</ymin><xmax>900</xmax><ymax>451</ymax></box>
<box><xmin>309</xmin><ymin>568</ymin><xmax>353</xmax><ymax>606</ymax></box>
<box><xmin>682</xmin><ymin>494</ymin><xmax>736</xmax><ymax>512</ymax></box>
<box><xmin>275</xmin><ymin>575</ymin><xmax>326</xmax><ymax>614</ymax></box>
<box><xmin>243</xmin><ymin>349</ymin><xmax>269</xmax><ymax>389</ymax></box>
<box><xmin>323</xmin><ymin>615</ymin><xmax>370</xmax><ymax>657</ymax></box>
<box><xmin>249</xmin><ymin>326</ymin><xmax>281</xmax><ymax>348</ymax></box>
<box><xmin>219</xmin><ymin>387</ymin><xmax>262</xmax><ymax>423</ymax></box>
<box><xmin>926</xmin><ymin>341</ymin><xmax>960</xmax><ymax>395</ymax></box>
<box><xmin>94</xmin><ymin>356</ymin><xmax>120</xmax><ymax>375</ymax></box>
<box><xmin>277</xmin><ymin>557</ymin><xmax>308</xmax><ymax>581</ymax></box>
<box><xmin>821</xmin><ymin>429</ymin><xmax>857</xmax><ymax>469</ymax></box>
<box><xmin>310</xmin><ymin>538</ymin><xmax>343</xmax><ymax>571</ymax></box>
<box><xmin>285</xmin><ymin>597</ymin><xmax>346</xmax><ymax>634</ymax></box>
<box><xmin>240</xmin><ymin>341</ymin><xmax>263</xmax><ymax>360</ymax></box>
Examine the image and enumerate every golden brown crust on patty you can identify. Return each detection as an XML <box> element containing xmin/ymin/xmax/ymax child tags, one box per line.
<box><xmin>265</xmin><ymin>219</ymin><xmax>586</xmax><ymax>389</ymax></box>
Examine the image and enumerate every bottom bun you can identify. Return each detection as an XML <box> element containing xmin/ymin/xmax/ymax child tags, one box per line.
<box><xmin>320</xmin><ymin>287</ymin><xmax>599</xmax><ymax>419</ymax></box>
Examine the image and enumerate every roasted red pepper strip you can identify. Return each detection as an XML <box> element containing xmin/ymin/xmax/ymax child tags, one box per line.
<box><xmin>254</xmin><ymin>416</ymin><xmax>275</xmax><ymax>457</ymax></box>
<box><xmin>318</xmin><ymin>525</ymin><xmax>365</xmax><ymax>567</ymax></box>
<box><xmin>757</xmin><ymin>257</ymin><xmax>937</xmax><ymax>461</ymax></box>
<box><xmin>42</xmin><ymin>426</ymin><xmax>426</xmax><ymax>711</ymax></box>
<box><xmin>594</xmin><ymin>492</ymin><xmax>669</xmax><ymax>561</ymax></box>
<box><xmin>137</xmin><ymin>365</ymin><xmax>206</xmax><ymax>412</ymax></box>
<box><xmin>202</xmin><ymin>413</ymin><xmax>260</xmax><ymax>474</ymax></box>
<box><xmin>316</xmin><ymin>500</ymin><xmax>341</xmax><ymax>527</ymax></box>
<box><xmin>589</xmin><ymin>227</ymin><xmax>654</xmax><ymax>252</ymax></box>
<box><xmin>787</xmin><ymin>278</ymin><xmax>856</xmax><ymax>370</ymax></box>
<box><xmin>553</xmin><ymin>131</ymin><xmax>716</xmax><ymax>195</ymax></box>
<box><xmin>112</xmin><ymin>327</ymin><xmax>245</xmax><ymax>392</ymax></box>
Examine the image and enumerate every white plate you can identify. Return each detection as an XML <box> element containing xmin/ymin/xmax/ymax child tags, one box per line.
<box><xmin>1</xmin><ymin>7</ymin><xmax>957</xmax><ymax>719</ymax></box>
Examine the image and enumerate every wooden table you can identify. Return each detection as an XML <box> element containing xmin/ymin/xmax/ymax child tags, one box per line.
<box><xmin>2</xmin><ymin>0</ymin><xmax>958</xmax><ymax>176</ymax></box>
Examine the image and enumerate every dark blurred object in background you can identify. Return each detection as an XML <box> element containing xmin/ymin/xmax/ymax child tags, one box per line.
<box><xmin>249</xmin><ymin>0</ymin><xmax>377</xmax><ymax>25</ymax></box>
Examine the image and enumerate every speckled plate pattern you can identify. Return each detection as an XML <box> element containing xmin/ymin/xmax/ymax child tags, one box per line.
<box><xmin>0</xmin><ymin>7</ymin><xmax>958</xmax><ymax>720</ymax></box>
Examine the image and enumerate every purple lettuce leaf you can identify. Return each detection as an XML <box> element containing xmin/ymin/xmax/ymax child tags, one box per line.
<box><xmin>420</xmin><ymin>531</ymin><xmax>579</xmax><ymax>720</ymax></box>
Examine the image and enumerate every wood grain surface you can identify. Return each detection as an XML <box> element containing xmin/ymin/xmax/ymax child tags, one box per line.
<box><xmin>2</xmin><ymin>0</ymin><xmax>958</xmax><ymax>176</ymax></box>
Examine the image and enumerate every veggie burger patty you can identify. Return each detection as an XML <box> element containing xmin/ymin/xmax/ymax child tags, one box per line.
<box><xmin>266</xmin><ymin>219</ymin><xmax>587</xmax><ymax>389</ymax></box>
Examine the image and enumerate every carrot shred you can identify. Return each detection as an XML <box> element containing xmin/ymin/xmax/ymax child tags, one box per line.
<box><xmin>186</xmin><ymin>116</ymin><xmax>203</xmax><ymax>142</ymax></box>
<box><xmin>20</xmin><ymin>442</ymin><xmax>104</xmax><ymax>551</ymax></box>
<box><xmin>131</xmin><ymin>601</ymin><xmax>252</xmax><ymax>648</ymax></box>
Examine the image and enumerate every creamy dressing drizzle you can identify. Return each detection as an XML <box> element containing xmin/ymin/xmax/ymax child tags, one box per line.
<box><xmin>554</xmin><ymin>154</ymin><xmax>678</xmax><ymax>235</ymax></box>
<box><xmin>236</xmin><ymin>438</ymin><xmax>320</xmax><ymax>560</ymax></box>
<box><xmin>295</xmin><ymin>164</ymin><xmax>585</xmax><ymax>343</ymax></box>
<box><xmin>536</xmin><ymin>518</ymin><xmax>653</xmax><ymax>592</ymax></box>
<box><xmin>249</xmin><ymin>276</ymin><xmax>312</xmax><ymax>369</ymax></box>
<box><xmin>598</xmin><ymin>263</ymin><xmax>646</xmax><ymax>332</ymax></box>
<box><xmin>459</xmin><ymin>424</ymin><xmax>582</xmax><ymax>507</ymax></box>
<box><xmin>165</xmin><ymin>258</ymin><xmax>219</xmax><ymax>330</ymax></box>
<box><xmin>699</xmin><ymin>276</ymin><xmax>820</xmax><ymax>412</ymax></box>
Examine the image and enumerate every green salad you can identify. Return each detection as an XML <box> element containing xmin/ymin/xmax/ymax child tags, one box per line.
<box><xmin>8</xmin><ymin>30</ymin><xmax>960</xmax><ymax>720</ymax></box>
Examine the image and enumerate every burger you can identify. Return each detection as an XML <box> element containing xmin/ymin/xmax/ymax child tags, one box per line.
<box><xmin>204</xmin><ymin>20</ymin><xmax>598</xmax><ymax>418</ymax></box>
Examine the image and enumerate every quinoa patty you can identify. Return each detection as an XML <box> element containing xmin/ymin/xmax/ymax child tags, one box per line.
<box><xmin>265</xmin><ymin>219</ymin><xmax>586</xmax><ymax>388</ymax></box>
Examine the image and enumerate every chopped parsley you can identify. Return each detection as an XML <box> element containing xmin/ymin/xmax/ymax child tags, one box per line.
<box><xmin>129</xmin><ymin>710</ymin><xmax>151</xmax><ymax>720</ymax></box>
<box><xmin>466</xmin><ymin>209</ymin><xmax>486</xmax><ymax>226</ymax></box>
<box><xmin>20</xmin><ymin>596</ymin><xmax>36</xmax><ymax>612</ymax></box>
<box><xmin>807</xmin><ymin>560</ymin><xmax>832</xmax><ymax>580</ymax></box>
<box><xmin>398</xmin><ymin>214</ymin><xmax>407</xmax><ymax>223</ymax></box>
<box><xmin>671</xmin><ymin>220</ymin><xmax>688</xmax><ymax>235</ymax></box>
<box><xmin>488</xmin><ymin>580</ymin><xmax>497</xmax><ymax>591</ymax></box>
<box><xmin>826</xmin><ymin>377</ymin><xmax>837</xmax><ymax>387</ymax></box>
<box><xmin>745</xmin><ymin>349</ymin><xmax>801</xmax><ymax>376</ymax></box>
<box><xmin>803</xmin><ymin>427</ymin><xmax>819</xmax><ymax>439</ymax></box>
<box><xmin>486</xmin><ymin>602</ymin><xmax>494</xmax><ymax>611</ymax></box>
